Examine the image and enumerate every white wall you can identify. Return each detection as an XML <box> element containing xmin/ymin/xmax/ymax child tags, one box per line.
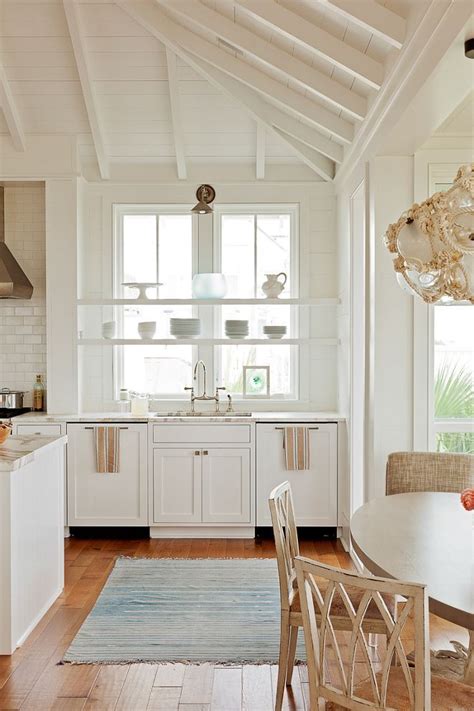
<box><xmin>0</xmin><ymin>185</ymin><xmax>46</xmax><ymax>407</ymax></box>
<box><xmin>78</xmin><ymin>181</ymin><xmax>339</xmax><ymax>412</ymax></box>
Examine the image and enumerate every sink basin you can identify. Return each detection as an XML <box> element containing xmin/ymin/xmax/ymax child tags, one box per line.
<box><xmin>153</xmin><ymin>411</ymin><xmax>252</xmax><ymax>418</ymax></box>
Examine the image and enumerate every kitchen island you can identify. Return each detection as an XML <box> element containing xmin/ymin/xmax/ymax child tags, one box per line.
<box><xmin>0</xmin><ymin>435</ymin><xmax>67</xmax><ymax>654</ymax></box>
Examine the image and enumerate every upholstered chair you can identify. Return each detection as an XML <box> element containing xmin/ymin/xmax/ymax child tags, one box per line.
<box><xmin>386</xmin><ymin>451</ymin><xmax>474</xmax><ymax>496</ymax></box>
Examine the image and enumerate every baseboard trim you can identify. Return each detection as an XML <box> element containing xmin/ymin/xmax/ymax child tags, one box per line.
<box><xmin>15</xmin><ymin>585</ymin><xmax>63</xmax><ymax>650</ymax></box>
<box><xmin>149</xmin><ymin>526</ymin><xmax>256</xmax><ymax>539</ymax></box>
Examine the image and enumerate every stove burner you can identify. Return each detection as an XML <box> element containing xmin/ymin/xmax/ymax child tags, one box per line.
<box><xmin>0</xmin><ymin>407</ymin><xmax>32</xmax><ymax>420</ymax></box>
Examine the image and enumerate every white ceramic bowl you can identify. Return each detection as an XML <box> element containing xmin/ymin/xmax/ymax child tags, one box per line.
<box><xmin>138</xmin><ymin>321</ymin><xmax>156</xmax><ymax>339</ymax></box>
<box><xmin>102</xmin><ymin>321</ymin><xmax>116</xmax><ymax>339</ymax></box>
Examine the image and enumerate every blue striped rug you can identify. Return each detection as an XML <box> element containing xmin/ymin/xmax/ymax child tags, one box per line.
<box><xmin>63</xmin><ymin>557</ymin><xmax>306</xmax><ymax>664</ymax></box>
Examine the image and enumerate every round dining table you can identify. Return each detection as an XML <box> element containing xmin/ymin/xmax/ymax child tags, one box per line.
<box><xmin>350</xmin><ymin>492</ymin><xmax>473</xmax><ymax>684</ymax></box>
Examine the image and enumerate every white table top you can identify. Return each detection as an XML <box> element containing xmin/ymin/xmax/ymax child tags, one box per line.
<box><xmin>350</xmin><ymin>492</ymin><xmax>473</xmax><ymax>630</ymax></box>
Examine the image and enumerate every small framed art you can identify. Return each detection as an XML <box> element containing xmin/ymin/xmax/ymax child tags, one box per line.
<box><xmin>243</xmin><ymin>366</ymin><xmax>270</xmax><ymax>398</ymax></box>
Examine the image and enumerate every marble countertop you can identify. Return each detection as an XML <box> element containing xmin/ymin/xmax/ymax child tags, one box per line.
<box><xmin>0</xmin><ymin>435</ymin><xmax>68</xmax><ymax>472</ymax></box>
<box><xmin>9</xmin><ymin>411</ymin><xmax>345</xmax><ymax>423</ymax></box>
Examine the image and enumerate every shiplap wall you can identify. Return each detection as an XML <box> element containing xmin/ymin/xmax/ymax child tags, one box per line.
<box><xmin>0</xmin><ymin>185</ymin><xmax>46</xmax><ymax>406</ymax></box>
<box><xmin>78</xmin><ymin>181</ymin><xmax>338</xmax><ymax>411</ymax></box>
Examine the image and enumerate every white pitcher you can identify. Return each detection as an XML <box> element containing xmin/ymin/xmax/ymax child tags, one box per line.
<box><xmin>261</xmin><ymin>272</ymin><xmax>287</xmax><ymax>298</ymax></box>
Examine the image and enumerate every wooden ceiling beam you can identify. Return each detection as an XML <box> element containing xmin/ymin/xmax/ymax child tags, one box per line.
<box><xmin>117</xmin><ymin>0</ymin><xmax>353</xmax><ymax>144</ymax></box>
<box><xmin>321</xmin><ymin>0</ymin><xmax>406</xmax><ymax>50</ymax></box>
<box><xmin>158</xmin><ymin>0</ymin><xmax>367</xmax><ymax>120</ymax></box>
<box><xmin>63</xmin><ymin>0</ymin><xmax>109</xmax><ymax>179</ymax></box>
<box><xmin>165</xmin><ymin>48</ymin><xmax>187</xmax><ymax>180</ymax></box>
<box><xmin>0</xmin><ymin>63</ymin><xmax>26</xmax><ymax>151</ymax></box>
<box><xmin>118</xmin><ymin>0</ymin><xmax>337</xmax><ymax>180</ymax></box>
<box><xmin>235</xmin><ymin>0</ymin><xmax>384</xmax><ymax>89</ymax></box>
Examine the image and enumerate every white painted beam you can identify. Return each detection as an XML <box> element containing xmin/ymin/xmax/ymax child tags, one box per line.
<box><xmin>62</xmin><ymin>0</ymin><xmax>109</xmax><ymax>180</ymax></box>
<box><xmin>0</xmin><ymin>63</ymin><xmax>25</xmax><ymax>151</ymax></box>
<box><xmin>118</xmin><ymin>0</ymin><xmax>337</xmax><ymax>180</ymax></box>
<box><xmin>117</xmin><ymin>0</ymin><xmax>353</xmax><ymax>144</ymax></box>
<box><xmin>273</xmin><ymin>128</ymin><xmax>335</xmax><ymax>181</ymax></box>
<box><xmin>321</xmin><ymin>0</ymin><xmax>406</xmax><ymax>50</ymax></box>
<box><xmin>235</xmin><ymin>0</ymin><xmax>384</xmax><ymax>89</ymax></box>
<box><xmin>165</xmin><ymin>48</ymin><xmax>187</xmax><ymax>180</ymax></box>
<box><xmin>158</xmin><ymin>0</ymin><xmax>367</xmax><ymax>120</ymax></box>
<box><xmin>256</xmin><ymin>123</ymin><xmax>265</xmax><ymax>180</ymax></box>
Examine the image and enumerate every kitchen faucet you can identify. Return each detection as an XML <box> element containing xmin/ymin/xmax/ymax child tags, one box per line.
<box><xmin>184</xmin><ymin>360</ymin><xmax>226</xmax><ymax>413</ymax></box>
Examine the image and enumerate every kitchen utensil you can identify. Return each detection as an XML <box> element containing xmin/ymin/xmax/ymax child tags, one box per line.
<box><xmin>0</xmin><ymin>388</ymin><xmax>25</xmax><ymax>409</ymax></box>
<box><xmin>137</xmin><ymin>321</ymin><xmax>156</xmax><ymax>339</ymax></box>
<box><xmin>261</xmin><ymin>272</ymin><xmax>287</xmax><ymax>298</ymax></box>
<box><xmin>192</xmin><ymin>273</ymin><xmax>228</xmax><ymax>299</ymax></box>
<box><xmin>101</xmin><ymin>321</ymin><xmax>116</xmax><ymax>339</ymax></box>
<box><xmin>122</xmin><ymin>283</ymin><xmax>163</xmax><ymax>300</ymax></box>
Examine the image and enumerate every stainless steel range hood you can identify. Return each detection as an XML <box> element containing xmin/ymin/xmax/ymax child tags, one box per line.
<box><xmin>0</xmin><ymin>187</ymin><xmax>33</xmax><ymax>299</ymax></box>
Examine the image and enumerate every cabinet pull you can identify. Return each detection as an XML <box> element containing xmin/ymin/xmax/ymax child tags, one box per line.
<box><xmin>274</xmin><ymin>426</ymin><xmax>319</xmax><ymax>431</ymax></box>
<box><xmin>83</xmin><ymin>426</ymin><xmax>129</xmax><ymax>430</ymax></box>
<box><xmin>194</xmin><ymin>450</ymin><xmax>200</xmax><ymax>456</ymax></box>
<box><xmin>202</xmin><ymin>450</ymin><xmax>209</xmax><ymax>455</ymax></box>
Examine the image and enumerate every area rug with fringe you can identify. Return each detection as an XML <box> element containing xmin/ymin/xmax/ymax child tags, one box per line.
<box><xmin>63</xmin><ymin>557</ymin><xmax>306</xmax><ymax>664</ymax></box>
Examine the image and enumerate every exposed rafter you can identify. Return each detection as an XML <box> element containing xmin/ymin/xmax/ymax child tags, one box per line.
<box><xmin>158</xmin><ymin>0</ymin><xmax>367</xmax><ymax>120</ymax></box>
<box><xmin>321</xmin><ymin>0</ymin><xmax>406</xmax><ymax>50</ymax></box>
<box><xmin>118</xmin><ymin>0</ymin><xmax>353</xmax><ymax>144</ymax></box>
<box><xmin>0</xmin><ymin>63</ymin><xmax>26</xmax><ymax>151</ymax></box>
<box><xmin>235</xmin><ymin>0</ymin><xmax>384</xmax><ymax>89</ymax></box>
<box><xmin>63</xmin><ymin>0</ymin><xmax>109</xmax><ymax>180</ymax></box>
<box><xmin>117</xmin><ymin>0</ymin><xmax>337</xmax><ymax>180</ymax></box>
<box><xmin>256</xmin><ymin>123</ymin><xmax>265</xmax><ymax>180</ymax></box>
<box><xmin>165</xmin><ymin>48</ymin><xmax>187</xmax><ymax>180</ymax></box>
<box><xmin>273</xmin><ymin>128</ymin><xmax>335</xmax><ymax>181</ymax></box>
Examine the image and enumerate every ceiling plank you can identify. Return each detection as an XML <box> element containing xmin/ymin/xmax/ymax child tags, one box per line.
<box><xmin>158</xmin><ymin>0</ymin><xmax>366</xmax><ymax>120</ymax></box>
<box><xmin>117</xmin><ymin>0</ymin><xmax>353</xmax><ymax>144</ymax></box>
<box><xmin>62</xmin><ymin>0</ymin><xmax>109</xmax><ymax>179</ymax></box>
<box><xmin>256</xmin><ymin>123</ymin><xmax>265</xmax><ymax>180</ymax></box>
<box><xmin>0</xmin><ymin>62</ymin><xmax>26</xmax><ymax>151</ymax></box>
<box><xmin>321</xmin><ymin>0</ymin><xmax>406</xmax><ymax>50</ymax></box>
<box><xmin>118</xmin><ymin>0</ymin><xmax>337</xmax><ymax>180</ymax></box>
<box><xmin>235</xmin><ymin>0</ymin><xmax>384</xmax><ymax>89</ymax></box>
<box><xmin>165</xmin><ymin>48</ymin><xmax>187</xmax><ymax>180</ymax></box>
<box><xmin>273</xmin><ymin>128</ymin><xmax>335</xmax><ymax>181</ymax></box>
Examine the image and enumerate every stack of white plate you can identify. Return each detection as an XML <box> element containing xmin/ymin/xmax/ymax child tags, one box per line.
<box><xmin>170</xmin><ymin>318</ymin><xmax>201</xmax><ymax>339</ymax></box>
<box><xmin>225</xmin><ymin>320</ymin><xmax>249</xmax><ymax>339</ymax></box>
<box><xmin>263</xmin><ymin>325</ymin><xmax>287</xmax><ymax>339</ymax></box>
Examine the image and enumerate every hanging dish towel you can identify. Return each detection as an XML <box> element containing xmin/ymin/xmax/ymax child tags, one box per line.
<box><xmin>283</xmin><ymin>426</ymin><xmax>311</xmax><ymax>471</ymax></box>
<box><xmin>94</xmin><ymin>426</ymin><xmax>120</xmax><ymax>473</ymax></box>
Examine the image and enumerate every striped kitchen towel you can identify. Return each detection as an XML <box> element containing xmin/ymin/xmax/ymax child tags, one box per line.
<box><xmin>283</xmin><ymin>426</ymin><xmax>311</xmax><ymax>470</ymax></box>
<box><xmin>94</xmin><ymin>426</ymin><xmax>120</xmax><ymax>473</ymax></box>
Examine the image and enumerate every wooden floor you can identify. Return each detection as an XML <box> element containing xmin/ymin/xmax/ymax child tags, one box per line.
<box><xmin>0</xmin><ymin>535</ymin><xmax>468</xmax><ymax>711</ymax></box>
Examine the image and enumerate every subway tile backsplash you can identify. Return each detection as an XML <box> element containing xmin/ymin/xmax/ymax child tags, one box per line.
<box><xmin>0</xmin><ymin>186</ymin><xmax>46</xmax><ymax>407</ymax></box>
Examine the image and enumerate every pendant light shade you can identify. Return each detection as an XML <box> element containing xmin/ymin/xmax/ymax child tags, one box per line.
<box><xmin>191</xmin><ymin>184</ymin><xmax>216</xmax><ymax>214</ymax></box>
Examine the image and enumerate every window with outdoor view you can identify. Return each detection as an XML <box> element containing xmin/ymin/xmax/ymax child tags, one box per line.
<box><xmin>433</xmin><ymin>305</ymin><xmax>474</xmax><ymax>453</ymax></box>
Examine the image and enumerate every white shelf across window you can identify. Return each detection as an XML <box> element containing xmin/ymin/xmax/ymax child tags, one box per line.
<box><xmin>76</xmin><ymin>298</ymin><xmax>340</xmax><ymax>306</ymax></box>
<box><xmin>77</xmin><ymin>338</ymin><xmax>339</xmax><ymax>346</ymax></box>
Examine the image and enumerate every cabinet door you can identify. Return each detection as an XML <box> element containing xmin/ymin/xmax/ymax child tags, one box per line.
<box><xmin>67</xmin><ymin>423</ymin><xmax>148</xmax><ymax>526</ymax></box>
<box><xmin>256</xmin><ymin>423</ymin><xmax>337</xmax><ymax>526</ymax></box>
<box><xmin>153</xmin><ymin>448</ymin><xmax>201</xmax><ymax>523</ymax></box>
<box><xmin>202</xmin><ymin>449</ymin><xmax>251</xmax><ymax>524</ymax></box>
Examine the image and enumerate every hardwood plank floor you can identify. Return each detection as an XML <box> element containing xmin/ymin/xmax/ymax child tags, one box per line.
<box><xmin>0</xmin><ymin>535</ymin><xmax>468</xmax><ymax>710</ymax></box>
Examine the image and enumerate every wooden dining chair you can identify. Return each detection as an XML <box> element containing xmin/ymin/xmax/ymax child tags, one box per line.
<box><xmin>294</xmin><ymin>555</ymin><xmax>474</xmax><ymax>710</ymax></box>
<box><xmin>269</xmin><ymin>482</ymin><xmax>393</xmax><ymax>711</ymax></box>
<box><xmin>386</xmin><ymin>451</ymin><xmax>474</xmax><ymax>495</ymax></box>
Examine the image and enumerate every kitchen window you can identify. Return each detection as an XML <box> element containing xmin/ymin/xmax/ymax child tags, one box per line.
<box><xmin>114</xmin><ymin>204</ymin><xmax>299</xmax><ymax>401</ymax></box>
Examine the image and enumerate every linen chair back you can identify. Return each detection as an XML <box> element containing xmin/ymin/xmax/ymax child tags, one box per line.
<box><xmin>386</xmin><ymin>451</ymin><xmax>473</xmax><ymax>495</ymax></box>
<box><xmin>269</xmin><ymin>481</ymin><xmax>300</xmax><ymax>613</ymax></box>
<box><xmin>294</xmin><ymin>556</ymin><xmax>431</xmax><ymax>711</ymax></box>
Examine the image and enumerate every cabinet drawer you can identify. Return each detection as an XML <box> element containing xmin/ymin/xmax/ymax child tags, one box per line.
<box><xmin>153</xmin><ymin>424</ymin><xmax>251</xmax><ymax>444</ymax></box>
<box><xmin>16</xmin><ymin>424</ymin><xmax>62</xmax><ymax>436</ymax></box>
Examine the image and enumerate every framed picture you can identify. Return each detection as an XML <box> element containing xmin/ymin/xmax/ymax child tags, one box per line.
<box><xmin>243</xmin><ymin>366</ymin><xmax>270</xmax><ymax>399</ymax></box>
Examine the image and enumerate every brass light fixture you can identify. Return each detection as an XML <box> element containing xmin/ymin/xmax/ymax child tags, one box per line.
<box><xmin>191</xmin><ymin>184</ymin><xmax>216</xmax><ymax>215</ymax></box>
<box><xmin>384</xmin><ymin>164</ymin><xmax>474</xmax><ymax>304</ymax></box>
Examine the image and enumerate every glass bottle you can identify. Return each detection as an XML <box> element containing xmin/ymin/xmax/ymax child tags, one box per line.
<box><xmin>33</xmin><ymin>374</ymin><xmax>44</xmax><ymax>411</ymax></box>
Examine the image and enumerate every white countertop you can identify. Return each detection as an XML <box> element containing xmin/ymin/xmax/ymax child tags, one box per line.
<box><xmin>0</xmin><ymin>435</ymin><xmax>68</xmax><ymax>472</ymax></box>
<box><xmin>9</xmin><ymin>410</ymin><xmax>345</xmax><ymax>423</ymax></box>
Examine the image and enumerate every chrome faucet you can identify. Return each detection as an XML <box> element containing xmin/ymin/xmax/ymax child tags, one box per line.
<box><xmin>184</xmin><ymin>360</ymin><xmax>226</xmax><ymax>413</ymax></box>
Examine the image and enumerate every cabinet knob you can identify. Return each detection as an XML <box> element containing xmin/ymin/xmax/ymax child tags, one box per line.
<box><xmin>203</xmin><ymin>450</ymin><xmax>209</xmax><ymax>455</ymax></box>
<box><xmin>194</xmin><ymin>450</ymin><xmax>200</xmax><ymax>456</ymax></box>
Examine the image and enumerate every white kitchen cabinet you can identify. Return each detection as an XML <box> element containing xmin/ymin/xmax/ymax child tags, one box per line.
<box><xmin>152</xmin><ymin>447</ymin><xmax>252</xmax><ymax>525</ymax></box>
<box><xmin>202</xmin><ymin>449</ymin><xmax>251</xmax><ymax>524</ymax></box>
<box><xmin>67</xmin><ymin>423</ymin><xmax>148</xmax><ymax>526</ymax></box>
<box><xmin>153</xmin><ymin>448</ymin><xmax>201</xmax><ymax>523</ymax></box>
<box><xmin>256</xmin><ymin>423</ymin><xmax>337</xmax><ymax>527</ymax></box>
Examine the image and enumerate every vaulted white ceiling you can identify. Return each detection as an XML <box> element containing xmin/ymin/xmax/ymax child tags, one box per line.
<box><xmin>0</xmin><ymin>0</ymin><xmax>469</xmax><ymax>181</ymax></box>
